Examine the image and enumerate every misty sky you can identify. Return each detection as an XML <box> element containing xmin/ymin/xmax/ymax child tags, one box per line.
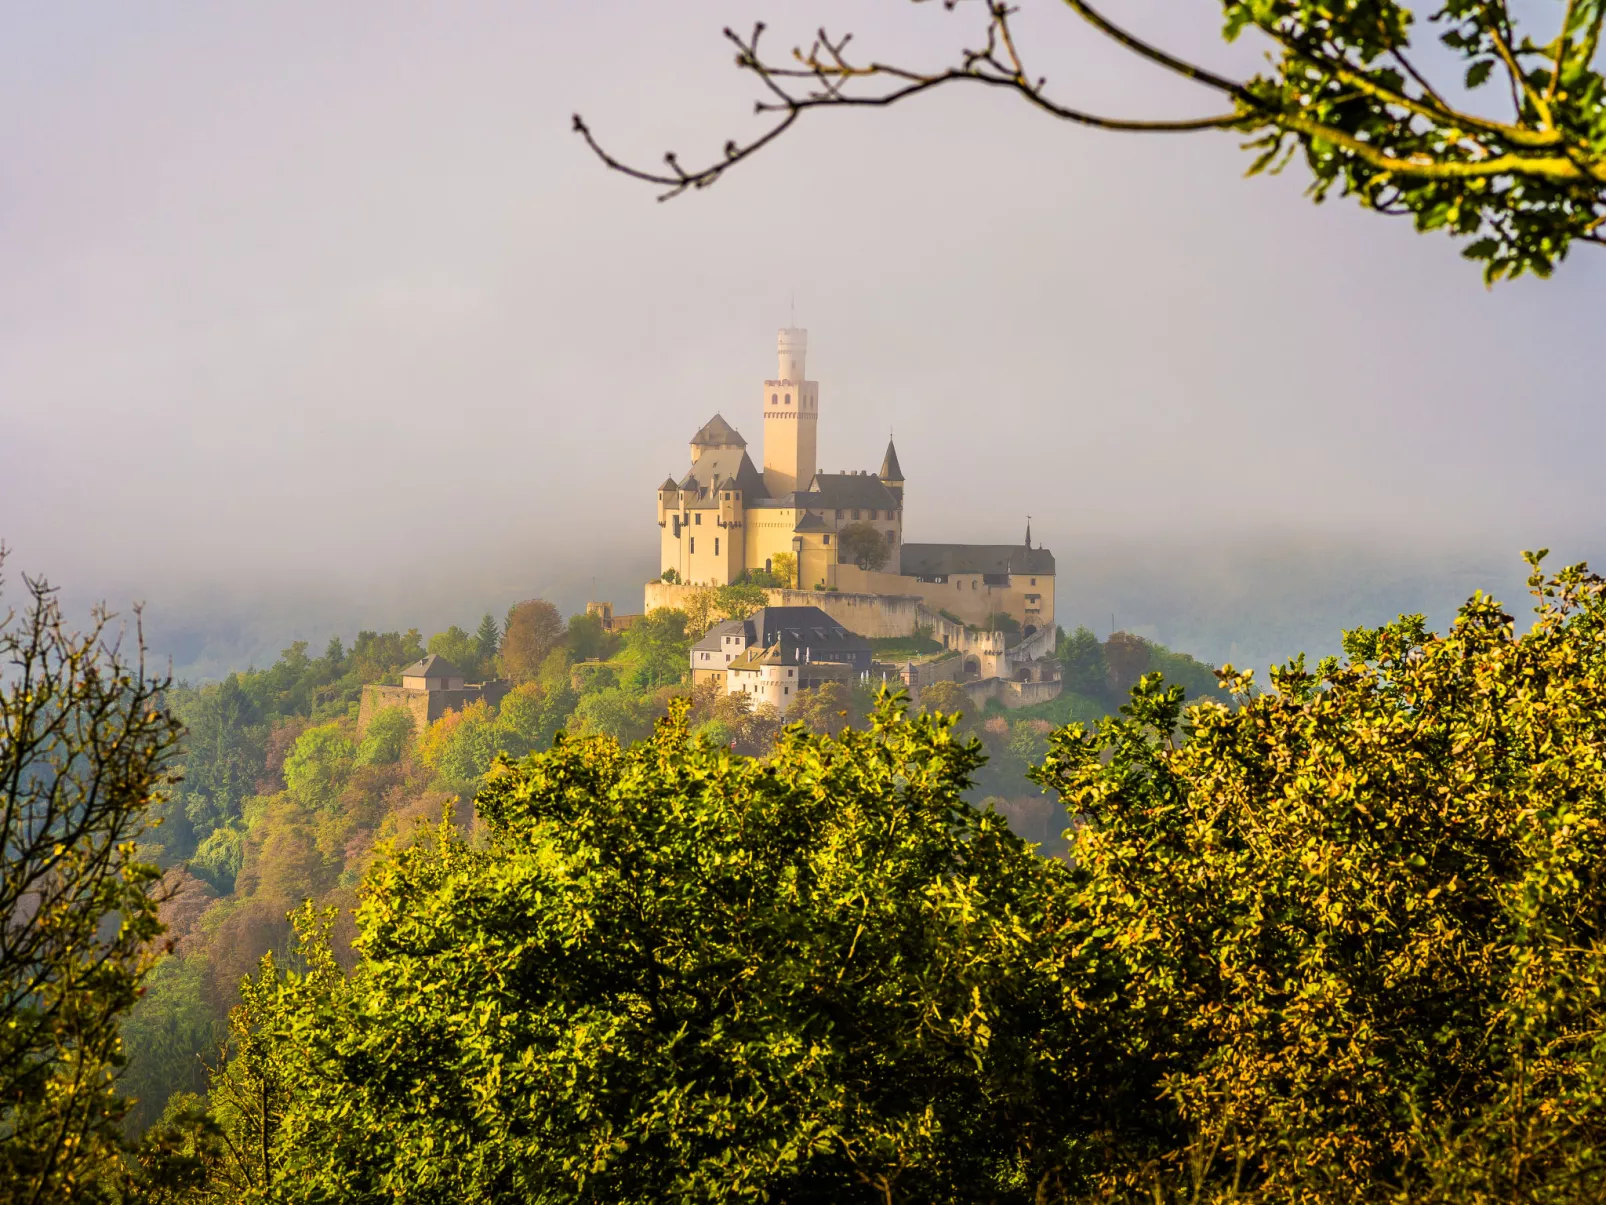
<box><xmin>2</xmin><ymin>2</ymin><xmax>1602</xmax><ymax>678</ymax></box>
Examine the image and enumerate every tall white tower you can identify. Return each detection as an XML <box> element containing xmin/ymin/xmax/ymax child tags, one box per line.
<box><xmin>762</xmin><ymin>327</ymin><xmax>819</xmax><ymax>498</ymax></box>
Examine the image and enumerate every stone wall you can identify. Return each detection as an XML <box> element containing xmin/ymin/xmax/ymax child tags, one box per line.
<box><xmin>357</xmin><ymin>680</ymin><xmax>511</xmax><ymax>735</ymax></box>
<box><xmin>961</xmin><ymin>677</ymin><xmax>1063</xmax><ymax>711</ymax></box>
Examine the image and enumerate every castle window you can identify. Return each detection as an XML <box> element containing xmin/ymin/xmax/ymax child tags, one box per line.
<box><xmin>852</xmin><ymin>510</ymin><xmax>860</xmax><ymax>520</ymax></box>
<box><xmin>1030</xmin><ymin>578</ymin><xmax>1037</xmax><ymax>585</ymax></box>
<box><xmin>869</xmin><ymin>509</ymin><xmax>877</xmax><ymax>520</ymax></box>
<box><xmin>695</xmin><ymin>513</ymin><xmax>702</xmax><ymax>525</ymax></box>
<box><xmin>785</xmin><ymin>393</ymin><xmax>791</xmax><ymax>404</ymax></box>
<box><xmin>823</xmin><ymin>534</ymin><xmax>831</xmax><ymax>545</ymax></box>
<box><xmin>765</xmin><ymin>558</ymin><xmax>772</xmax><ymax>573</ymax></box>
<box><xmin>771</xmin><ymin>393</ymin><xmax>777</xmax><ymax>404</ymax></box>
<box><xmin>714</xmin><ymin>538</ymin><xmax>720</xmax><ymax>555</ymax></box>
<box><xmin>690</xmin><ymin>537</ymin><xmax>696</xmax><ymax>553</ymax></box>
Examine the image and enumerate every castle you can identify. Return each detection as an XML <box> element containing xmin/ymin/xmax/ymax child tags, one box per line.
<box><xmin>653</xmin><ymin>328</ymin><xmax>1056</xmax><ymax>639</ymax></box>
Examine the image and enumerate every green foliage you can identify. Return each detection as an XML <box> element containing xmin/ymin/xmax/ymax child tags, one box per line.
<box><xmin>569</xmin><ymin>660</ymin><xmax>618</xmax><ymax>694</ymax></box>
<box><xmin>660</xmin><ymin>566</ymin><xmax>682</xmax><ymax>584</ymax></box>
<box><xmin>627</xmin><ymin>3</ymin><xmax>1606</xmax><ymax>280</ymax></box>
<box><xmin>190</xmin><ymin>825</ymin><xmax>247</xmax><ymax>894</ymax></box>
<box><xmin>0</xmin><ymin>570</ymin><xmax>182</xmax><ymax>1201</ymax></box>
<box><xmin>868</xmin><ymin>624</ymin><xmax>942</xmax><ymax>659</ymax></box>
<box><xmin>215</xmin><ymin>697</ymin><xmax>1112</xmax><ymax>1202</ymax></box>
<box><xmin>619</xmin><ymin>607</ymin><xmax>691</xmax><ymax>689</ymax></box>
<box><xmin>497</xmin><ymin>681</ymin><xmax>576</xmax><ymax>753</ymax></box>
<box><xmin>1027</xmin><ymin>557</ymin><xmax>1606</xmax><ymax>1199</ymax></box>
<box><xmin>1055</xmin><ymin>625</ymin><xmax>1108</xmax><ymax>701</ymax></box>
<box><xmin>984</xmin><ymin>610</ymin><xmax>1021</xmax><ymax>634</ymax></box>
<box><xmin>282</xmin><ymin>723</ymin><xmax>357</xmax><ymax>809</ymax></box>
<box><xmin>349</xmin><ymin>628</ymin><xmax>424</xmax><ymax>687</ymax></box>
<box><xmin>570</xmin><ymin>684</ymin><xmax>658</xmax><ymax>743</ymax></box>
<box><xmin>120</xmin><ymin>956</ymin><xmax>226</xmax><ymax>1134</ymax></box>
<box><xmin>770</xmin><ymin>550</ymin><xmax>796</xmax><ymax>589</ymax></box>
<box><xmin>837</xmin><ymin>519</ymin><xmax>892</xmax><ymax>570</ymax></box>
<box><xmin>474</xmin><ymin>611</ymin><xmax>500</xmax><ymax>668</ymax></box>
<box><xmin>355</xmin><ymin>706</ymin><xmax>414</xmax><ymax>767</ymax></box>
<box><xmin>564</xmin><ymin>611</ymin><xmax>617</xmax><ymax>662</ymax></box>
<box><xmin>426</xmin><ymin>624</ymin><xmax>481</xmax><ymax>680</ymax></box>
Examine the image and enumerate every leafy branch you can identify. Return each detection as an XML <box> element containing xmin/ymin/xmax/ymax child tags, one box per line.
<box><xmin>574</xmin><ymin>0</ymin><xmax>1606</xmax><ymax>282</ymax></box>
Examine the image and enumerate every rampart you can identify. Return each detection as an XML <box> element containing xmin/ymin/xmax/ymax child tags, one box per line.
<box><xmin>357</xmin><ymin>680</ymin><xmax>511</xmax><ymax>734</ymax></box>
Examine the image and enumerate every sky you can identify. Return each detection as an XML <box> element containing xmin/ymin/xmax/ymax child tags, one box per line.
<box><xmin>1</xmin><ymin>1</ymin><xmax>1602</xmax><ymax>679</ymax></box>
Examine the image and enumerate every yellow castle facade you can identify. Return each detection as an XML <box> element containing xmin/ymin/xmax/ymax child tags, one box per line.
<box><xmin>654</xmin><ymin>328</ymin><xmax>1057</xmax><ymax>639</ymax></box>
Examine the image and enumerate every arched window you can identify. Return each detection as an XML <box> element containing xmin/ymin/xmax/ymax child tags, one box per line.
<box><xmin>765</xmin><ymin>558</ymin><xmax>772</xmax><ymax>573</ymax></box>
<box><xmin>771</xmin><ymin>393</ymin><xmax>777</xmax><ymax>404</ymax></box>
<box><xmin>785</xmin><ymin>393</ymin><xmax>792</xmax><ymax>404</ymax></box>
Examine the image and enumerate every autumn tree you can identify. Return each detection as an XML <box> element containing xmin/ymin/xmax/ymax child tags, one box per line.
<box><xmin>836</xmin><ymin>520</ymin><xmax>892</xmax><ymax>571</ymax></box>
<box><xmin>0</xmin><ymin>565</ymin><xmax>183</xmax><ymax>1201</ymax></box>
<box><xmin>578</xmin><ymin>1</ymin><xmax>1606</xmax><ymax>281</ymax></box>
<box><xmin>199</xmin><ymin>699</ymin><xmax>1108</xmax><ymax>1202</ymax></box>
<box><xmin>770</xmin><ymin>550</ymin><xmax>797</xmax><ymax>589</ymax></box>
<box><xmin>1030</xmin><ymin>554</ymin><xmax>1606</xmax><ymax>1199</ymax></box>
<box><xmin>500</xmin><ymin>600</ymin><xmax>564</xmax><ymax>684</ymax></box>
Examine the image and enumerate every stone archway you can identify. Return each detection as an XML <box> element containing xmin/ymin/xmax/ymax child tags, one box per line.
<box><xmin>963</xmin><ymin>656</ymin><xmax>981</xmax><ymax>680</ymax></box>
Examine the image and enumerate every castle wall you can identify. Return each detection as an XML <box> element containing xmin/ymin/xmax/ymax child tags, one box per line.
<box><xmin>835</xmin><ymin>565</ymin><xmax>1055</xmax><ymax>635</ymax></box>
<box><xmin>961</xmin><ymin>677</ymin><xmax>1064</xmax><ymax>710</ymax></box>
<box><xmin>357</xmin><ymin>680</ymin><xmax>512</xmax><ymax>735</ymax></box>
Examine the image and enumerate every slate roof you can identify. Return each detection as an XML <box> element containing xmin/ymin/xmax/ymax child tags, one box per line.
<box><xmin>401</xmin><ymin>653</ymin><xmax>463</xmax><ymax>680</ymax></box>
<box><xmin>692</xmin><ymin>618</ymin><xmax>748</xmax><ymax>654</ymax></box>
<box><xmin>801</xmin><ymin>472</ymin><xmax>900</xmax><ymax>512</ymax></box>
<box><xmin>793</xmin><ymin>512</ymin><xmax>833</xmax><ymax>533</ymax></box>
<box><xmin>690</xmin><ymin>413</ymin><xmax>746</xmax><ymax>448</ymax></box>
<box><xmin>880</xmin><ymin>439</ymin><xmax>903</xmax><ymax>482</ymax></box>
<box><xmin>690</xmin><ymin>606</ymin><xmax>872</xmax><ymax>669</ymax></box>
<box><xmin>659</xmin><ymin>475</ymin><xmax>679</xmax><ymax>491</ymax></box>
<box><xmin>898</xmin><ymin>543</ymin><xmax>1056</xmax><ymax>577</ymax></box>
<box><xmin>683</xmin><ymin>448</ymin><xmax>768</xmax><ymax>500</ymax></box>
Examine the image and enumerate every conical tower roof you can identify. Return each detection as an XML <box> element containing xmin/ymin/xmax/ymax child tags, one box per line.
<box><xmin>660</xmin><ymin>475</ymin><xmax>679</xmax><ymax>491</ymax></box>
<box><xmin>879</xmin><ymin>438</ymin><xmax>904</xmax><ymax>482</ymax></box>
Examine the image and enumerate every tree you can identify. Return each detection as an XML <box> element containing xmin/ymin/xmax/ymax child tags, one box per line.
<box><xmin>576</xmin><ymin>3</ymin><xmax>1606</xmax><ymax>281</ymax></box>
<box><xmin>207</xmin><ymin>699</ymin><xmax>1110</xmax><ymax>1202</ymax></box>
<box><xmin>914</xmin><ymin>678</ymin><xmax>969</xmax><ymax>721</ymax></box>
<box><xmin>1055</xmin><ymin>625</ymin><xmax>1110</xmax><ymax>702</ymax></box>
<box><xmin>770</xmin><ymin>550</ymin><xmax>797</xmax><ymax>589</ymax></box>
<box><xmin>496</xmin><ymin>681</ymin><xmax>576</xmax><ymax>754</ymax></box>
<box><xmin>282</xmin><ymin>724</ymin><xmax>357</xmax><ymax>810</ymax></box>
<box><xmin>473</xmin><ymin>612</ymin><xmax>500</xmax><ymax>671</ymax></box>
<box><xmin>355</xmin><ymin>706</ymin><xmax>414</xmax><ymax>767</ymax></box>
<box><xmin>426</xmin><ymin>625</ymin><xmax>481</xmax><ymax>681</ymax></box>
<box><xmin>1028</xmin><ymin>553</ymin><xmax>1606</xmax><ymax>1199</ymax></box>
<box><xmin>0</xmin><ymin>566</ymin><xmax>183</xmax><ymax>1201</ymax></box>
<box><xmin>563</xmin><ymin>611</ymin><xmax>617</xmax><ymax>662</ymax></box>
<box><xmin>620</xmin><ymin>608</ymin><xmax>691</xmax><ymax>689</ymax></box>
<box><xmin>500</xmin><ymin>600</ymin><xmax>564</xmax><ymax>684</ymax></box>
<box><xmin>1102</xmin><ymin>630</ymin><xmax>1151</xmax><ymax>696</ymax></box>
<box><xmin>785</xmin><ymin>679</ymin><xmax>874</xmax><ymax>734</ymax></box>
<box><xmin>349</xmin><ymin>629</ymin><xmax>425</xmax><ymax>686</ymax></box>
<box><xmin>837</xmin><ymin>520</ymin><xmax>891</xmax><ymax>571</ymax></box>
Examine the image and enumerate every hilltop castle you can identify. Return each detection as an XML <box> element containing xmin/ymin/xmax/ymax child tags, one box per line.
<box><xmin>654</xmin><ymin>328</ymin><xmax>1056</xmax><ymax>640</ymax></box>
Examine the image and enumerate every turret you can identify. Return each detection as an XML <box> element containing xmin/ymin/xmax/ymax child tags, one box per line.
<box><xmin>657</xmin><ymin>476</ymin><xmax>678</xmax><ymax>525</ymax></box>
<box><xmin>718</xmin><ymin>476</ymin><xmax>743</xmax><ymax>529</ymax></box>
<box><xmin>879</xmin><ymin>437</ymin><xmax>904</xmax><ymax>509</ymax></box>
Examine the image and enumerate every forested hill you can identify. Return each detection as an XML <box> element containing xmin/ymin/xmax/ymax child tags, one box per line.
<box><xmin>124</xmin><ymin>594</ymin><xmax>1228</xmax><ymax>1134</ymax></box>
